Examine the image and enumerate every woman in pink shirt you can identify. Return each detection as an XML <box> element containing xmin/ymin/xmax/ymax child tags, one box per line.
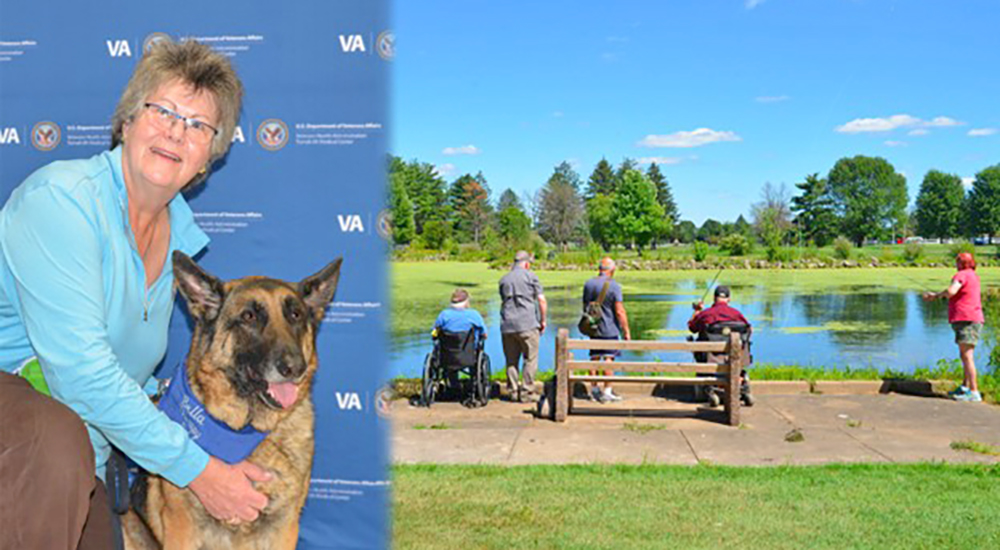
<box><xmin>923</xmin><ymin>252</ymin><xmax>984</xmax><ymax>402</ymax></box>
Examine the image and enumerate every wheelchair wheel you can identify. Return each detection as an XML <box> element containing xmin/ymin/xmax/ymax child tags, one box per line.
<box><xmin>421</xmin><ymin>353</ymin><xmax>437</xmax><ymax>407</ymax></box>
<box><xmin>475</xmin><ymin>353</ymin><xmax>491</xmax><ymax>406</ymax></box>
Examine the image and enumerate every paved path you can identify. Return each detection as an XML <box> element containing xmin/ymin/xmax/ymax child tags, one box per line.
<box><xmin>389</xmin><ymin>388</ymin><xmax>1000</xmax><ymax>466</ymax></box>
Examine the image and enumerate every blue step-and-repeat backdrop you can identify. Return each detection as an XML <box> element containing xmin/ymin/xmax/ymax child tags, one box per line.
<box><xmin>0</xmin><ymin>2</ymin><xmax>391</xmax><ymax>548</ymax></box>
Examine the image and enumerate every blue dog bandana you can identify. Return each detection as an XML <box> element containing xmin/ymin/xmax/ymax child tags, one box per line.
<box><xmin>158</xmin><ymin>364</ymin><xmax>268</xmax><ymax>464</ymax></box>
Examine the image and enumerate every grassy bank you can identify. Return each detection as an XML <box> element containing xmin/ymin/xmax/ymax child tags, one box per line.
<box><xmin>393</xmin><ymin>463</ymin><xmax>1000</xmax><ymax>550</ymax></box>
<box><xmin>391</xmin><ymin>261</ymin><xmax>996</xmax><ymax>335</ymax></box>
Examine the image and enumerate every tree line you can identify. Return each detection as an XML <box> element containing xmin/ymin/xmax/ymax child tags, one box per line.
<box><xmin>388</xmin><ymin>153</ymin><xmax>1000</xmax><ymax>256</ymax></box>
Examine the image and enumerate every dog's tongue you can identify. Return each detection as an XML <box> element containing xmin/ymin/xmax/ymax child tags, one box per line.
<box><xmin>267</xmin><ymin>382</ymin><xmax>299</xmax><ymax>408</ymax></box>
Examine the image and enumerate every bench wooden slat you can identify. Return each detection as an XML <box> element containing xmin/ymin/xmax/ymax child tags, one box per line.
<box><xmin>566</xmin><ymin>339</ymin><xmax>727</xmax><ymax>352</ymax></box>
<box><xmin>568</xmin><ymin>375</ymin><xmax>724</xmax><ymax>385</ymax></box>
<box><xmin>567</xmin><ymin>360</ymin><xmax>724</xmax><ymax>374</ymax></box>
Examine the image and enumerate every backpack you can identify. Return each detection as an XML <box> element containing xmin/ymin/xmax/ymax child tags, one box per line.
<box><xmin>578</xmin><ymin>279</ymin><xmax>611</xmax><ymax>337</ymax></box>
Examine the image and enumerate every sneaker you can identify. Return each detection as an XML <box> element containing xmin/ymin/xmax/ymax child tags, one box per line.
<box><xmin>948</xmin><ymin>385</ymin><xmax>970</xmax><ymax>397</ymax></box>
<box><xmin>954</xmin><ymin>390</ymin><xmax>983</xmax><ymax>402</ymax></box>
<box><xmin>603</xmin><ymin>389</ymin><xmax>623</xmax><ymax>402</ymax></box>
<box><xmin>591</xmin><ymin>386</ymin><xmax>606</xmax><ymax>403</ymax></box>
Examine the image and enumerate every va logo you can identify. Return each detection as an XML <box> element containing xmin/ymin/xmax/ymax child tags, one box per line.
<box><xmin>106</xmin><ymin>39</ymin><xmax>132</xmax><ymax>57</ymax></box>
<box><xmin>231</xmin><ymin>126</ymin><xmax>245</xmax><ymax>144</ymax></box>
<box><xmin>376</xmin><ymin>30</ymin><xmax>394</xmax><ymax>61</ymax></box>
<box><xmin>256</xmin><ymin>119</ymin><xmax>288</xmax><ymax>151</ymax></box>
<box><xmin>31</xmin><ymin>122</ymin><xmax>60</xmax><ymax>151</ymax></box>
<box><xmin>335</xmin><ymin>392</ymin><xmax>363</xmax><ymax>411</ymax></box>
<box><xmin>376</xmin><ymin>209</ymin><xmax>392</xmax><ymax>240</ymax></box>
<box><xmin>0</xmin><ymin>127</ymin><xmax>21</xmax><ymax>145</ymax></box>
<box><xmin>339</xmin><ymin>34</ymin><xmax>366</xmax><ymax>53</ymax></box>
<box><xmin>143</xmin><ymin>32</ymin><xmax>172</xmax><ymax>55</ymax></box>
<box><xmin>338</xmin><ymin>215</ymin><xmax>365</xmax><ymax>233</ymax></box>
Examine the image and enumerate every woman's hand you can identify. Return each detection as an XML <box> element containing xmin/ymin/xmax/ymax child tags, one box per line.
<box><xmin>188</xmin><ymin>456</ymin><xmax>272</xmax><ymax>524</ymax></box>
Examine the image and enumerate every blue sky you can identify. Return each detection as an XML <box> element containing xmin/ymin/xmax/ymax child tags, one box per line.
<box><xmin>391</xmin><ymin>0</ymin><xmax>999</xmax><ymax>225</ymax></box>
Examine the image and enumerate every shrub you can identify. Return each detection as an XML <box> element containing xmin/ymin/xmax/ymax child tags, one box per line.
<box><xmin>833</xmin><ymin>237</ymin><xmax>853</xmax><ymax>260</ymax></box>
<box><xmin>902</xmin><ymin>242</ymin><xmax>924</xmax><ymax>264</ymax></box>
<box><xmin>692</xmin><ymin>241</ymin><xmax>710</xmax><ymax>262</ymax></box>
<box><xmin>422</xmin><ymin>220</ymin><xmax>452</xmax><ymax>250</ymax></box>
<box><xmin>766</xmin><ymin>246</ymin><xmax>796</xmax><ymax>262</ymax></box>
<box><xmin>948</xmin><ymin>240</ymin><xmax>975</xmax><ymax>258</ymax></box>
<box><xmin>719</xmin><ymin>233</ymin><xmax>752</xmax><ymax>256</ymax></box>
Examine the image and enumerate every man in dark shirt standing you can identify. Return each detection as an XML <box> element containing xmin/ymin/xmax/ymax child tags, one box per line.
<box><xmin>499</xmin><ymin>250</ymin><xmax>547</xmax><ymax>402</ymax></box>
<box><xmin>688</xmin><ymin>285</ymin><xmax>750</xmax><ymax>334</ymax></box>
<box><xmin>582</xmin><ymin>257</ymin><xmax>630</xmax><ymax>403</ymax></box>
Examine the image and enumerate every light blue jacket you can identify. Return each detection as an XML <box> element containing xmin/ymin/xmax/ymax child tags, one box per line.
<box><xmin>0</xmin><ymin>146</ymin><xmax>210</xmax><ymax>487</ymax></box>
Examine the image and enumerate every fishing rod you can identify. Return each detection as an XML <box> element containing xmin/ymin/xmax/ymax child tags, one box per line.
<box><xmin>694</xmin><ymin>267</ymin><xmax>725</xmax><ymax>308</ymax></box>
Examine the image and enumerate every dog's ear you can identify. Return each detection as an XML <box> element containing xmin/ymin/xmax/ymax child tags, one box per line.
<box><xmin>172</xmin><ymin>251</ymin><xmax>225</xmax><ymax>322</ymax></box>
<box><xmin>299</xmin><ymin>257</ymin><xmax>342</xmax><ymax>323</ymax></box>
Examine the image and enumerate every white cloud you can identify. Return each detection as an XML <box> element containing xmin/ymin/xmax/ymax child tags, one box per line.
<box><xmin>746</xmin><ymin>0</ymin><xmax>766</xmax><ymax>8</ymax></box>
<box><xmin>836</xmin><ymin>114</ymin><xmax>921</xmax><ymax>133</ymax></box>
<box><xmin>434</xmin><ymin>163</ymin><xmax>456</xmax><ymax>178</ymax></box>
<box><xmin>884</xmin><ymin>140</ymin><xmax>906</xmax><ymax>147</ymax></box>
<box><xmin>908</xmin><ymin>128</ymin><xmax>930</xmax><ymax>136</ymax></box>
<box><xmin>835</xmin><ymin>113</ymin><xmax>965</xmax><ymax>134</ymax></box>
<box><xmin>552</xmin><ymin>111</ymin><xmax>564</xmax><ymax>118</ymax></box>
<box><xmin>962</xmin><ymin>177</ymin><xmax>975</xmax><ymax>188</ymax></box>
<box><xmin>969</xmin><ymin>128</ymin><xmax>998</xmax><ymax>137</ymax></box>
<box><xmin>925</xmin><ymin>116</ymin><xmax>963</xmax><ymax>127</ymax></box>
<box><xmin>638</xmin><ymin>156</ymin><xmax>683</xmax><ymax>165</ymax></box>
<box><xmin>638</xmin><ymin>128</ymin><xmax>742</xmax><ymax>148</ymax></box>
<box><xmin>441</xmin><ymin>145</ymin><xmax>480</xmax><ymax>155</ymax></box>
<box><xmin>755</xmin><ymin>95</ymin><xmax>790</xmax><ymax>103</ymax></box>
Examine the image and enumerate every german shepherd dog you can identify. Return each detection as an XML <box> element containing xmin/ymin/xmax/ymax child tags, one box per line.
<box><xmin>123</xmin><ymin>251</ymin><xmax>342</xmax><ymax>550</ymax></box>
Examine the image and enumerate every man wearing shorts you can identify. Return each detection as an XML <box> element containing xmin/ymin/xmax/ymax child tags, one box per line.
<box><xmin>582</xmin><ymin>257</ymin><xmax>630</xmax><ymax>403</ymax></box>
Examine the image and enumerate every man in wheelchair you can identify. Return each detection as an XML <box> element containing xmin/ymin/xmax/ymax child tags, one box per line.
<box><xmin>688</xmin><ymin>285</ymin><xmax>755</xmax><ymax>407</ymax></box>
<box><xmin>422</xmin><ymin>288</ymin><xmax>492</xmax><ymax>408</ymax></box>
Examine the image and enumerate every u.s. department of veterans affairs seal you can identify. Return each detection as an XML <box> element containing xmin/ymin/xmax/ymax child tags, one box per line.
<box><xmin>376</xmin><ymin>30</ymin><xmax>394</xmax><ymax>61</ymax></box>
<box><xmin>376</xmin><ymin>209</ymin><xmax>392</xmax><ymax>240</ymax></box>
<box><xmin>375</xmin><ymin>386</ymin><xmax>393</xmax><ymax>418</ymax></box>
<box><xmin>256</xmin><ymin>119</ymin><xmax>289</xmax><ymax>151</ymax></box>
<box><xmin>31</xmin><ymin>121</ymin><xmax>60</xmax><ymax>151</ymax></box>
<box><xmin>143</xmin><ymin>32</ymin><xmax>172</xmax><ymax>54</ymax></box>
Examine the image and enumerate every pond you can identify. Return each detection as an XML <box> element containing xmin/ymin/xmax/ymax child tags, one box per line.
<box><xmin>389</xmin><ymin>277</ymin><xmax>994</xmax><ymax>379</ymax></box>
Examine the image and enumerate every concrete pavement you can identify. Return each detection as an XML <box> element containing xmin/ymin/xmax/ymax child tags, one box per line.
<box><xmin>389</xmin><ymin>384</ymin><xmax>1000</xmax><ymax>466</ymax></box>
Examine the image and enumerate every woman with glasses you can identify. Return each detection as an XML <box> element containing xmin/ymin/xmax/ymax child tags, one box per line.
<box><xmin>0</xmin><ymin>41</ymin><xmax>268</xmax><ymax>549</ymax></box>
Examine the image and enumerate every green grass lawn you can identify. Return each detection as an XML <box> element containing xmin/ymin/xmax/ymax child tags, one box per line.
<box><xmin>393</xmin><ymin>463</ymin><xmax>1000</xmax><ymax>550</ymax></box>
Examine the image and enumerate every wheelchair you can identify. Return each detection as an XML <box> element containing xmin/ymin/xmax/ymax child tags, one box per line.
<box><xmin>421</xmin><ymin>328</ymin><xmax>491</xmax><ymax>408</ymax></box>
<box><xmin>690</xmin><ymin>321</ymin><xmax>755</xmax><ymax>408</ymax></box>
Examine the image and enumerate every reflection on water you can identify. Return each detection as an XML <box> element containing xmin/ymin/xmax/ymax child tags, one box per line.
<box><xmin>389</xmin><ymin>282</ymin><xmax>988</xmax><ymax>378</ymax></box>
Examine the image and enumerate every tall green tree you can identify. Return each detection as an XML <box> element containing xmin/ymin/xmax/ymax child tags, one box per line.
<box><xmin>791</xmin><ymin>173</ymin><xmax>838</xmax><ymax>247</ymax></box>
<box><xmin>613</xmin><ymin>170</ymin><xmax>667</xmax><ymax>255</ymax></box>
<box><xmin>388</xmin><ymin>156</ymin><xmax>448</xmax><ymax>234</ymax></box>
<box><xmin>827</xmin><ymin>156</ymin><xmax>908</xmax><ymax>246</ymax></box>
<box><xmin>586</xmin><ymin>158</ymin><xmax>616</xmax><ymax>199</ymax></box>
<box><xmin>697</xmin><ymin>219</ymin><xmax>724</xmax><ymax>243</ymax></box>
<box><xmin>538</xmin><ymin>167</ymin><xmax>585</xmax><ymax>250</ymax></box>
<box><xmin>646</xmin><ymin>162</ymin><xmax>678</xmax><ymax>245</ymax></box>
<box><xmin>733</xmin><ymin>214</ymin><xmax>752</xmax><ymax>237</ymax></box>
<box><xmin>447</xmin><ymin>172</ymin><xmax>493</xmax><ymax>244</ymax></box>
<box><xmin>675</xmin><ymin>220</ymin><xmax>697</xmax><ymax>243</ymax></box>
<box><xmin>968</xmin><ymin>164</ymin><xmax>1000</xmax><ymax>241</ymax></box>
<box><xmin>914</xmin><ymin>170</ymin><xmax>965</xmax><ymax>239</ymax></box>
<box><xmin>497</xmin><ymin>188</ymin><xmax>524</xmax><ymax>213</ymax></box>
<box><xmin>553</xmin><ymin>161</ymin><xmax>582</xmax><ymax>192</ymax></box>
<box><xmin>497</xmin><ymin>206</ymin><xmax>532</xmax><ymax>247</ymax></box>
<box><xmin>387</xmin><ymin>173</ymin><xmax>416</xmax><ymax>245</ymax></box>
<box><xmin>586</xmin><ymin>194</ymin><xmax>617</xmax><ymax>250</ymax></box>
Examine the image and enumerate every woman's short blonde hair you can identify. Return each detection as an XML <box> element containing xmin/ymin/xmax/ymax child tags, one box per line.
<box><xmin>111</xmin><ymin>39</ymin><xmax>243</xmax><ymax>189</ymax></box>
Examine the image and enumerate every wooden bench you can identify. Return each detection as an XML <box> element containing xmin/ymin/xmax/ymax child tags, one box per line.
<box><xmin>553</xmin><ymin>328</ymin><xmax>743</xmax><ymax>426</ymax></box>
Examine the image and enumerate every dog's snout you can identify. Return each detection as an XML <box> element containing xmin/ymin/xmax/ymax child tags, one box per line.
<box><xmin>275</xmin><ymin>354</ymin><xmax>307</xmax><ymax>380</ymax></box>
